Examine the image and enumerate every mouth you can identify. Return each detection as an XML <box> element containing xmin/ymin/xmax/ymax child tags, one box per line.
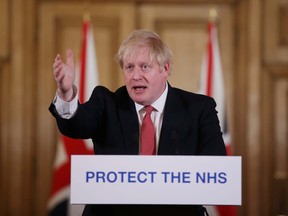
<box><xmin>132</xmin><ymin>85</ymin><xmax>147</xmax><ymax>93</ymax></box>
<box><xmin>133</xmin><ymin>86</ymin><xmax>146</xmax><ymax>89</ymax></box>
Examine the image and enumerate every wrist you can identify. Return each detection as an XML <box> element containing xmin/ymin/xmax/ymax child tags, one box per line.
<box><xmin>57</xmin><ymin>86</ymin><xmax>75</xmax><ymax>102</ymax></box>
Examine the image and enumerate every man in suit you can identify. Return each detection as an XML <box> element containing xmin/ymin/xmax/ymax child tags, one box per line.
<box><xmin>50</xmin><ymin>30</ymin><xmax>226</xmax><ymax>216</ymax></box>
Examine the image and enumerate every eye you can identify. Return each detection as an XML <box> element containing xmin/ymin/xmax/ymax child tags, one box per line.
<box><xmin>124</xmin><ymin>64</ymin><xmax>134</xmax><ymax>72</ymax></box>
<box><xmin>141</xmin><ymin>64</ymin><xmax>151</xmax><ymax>72</ymax></box>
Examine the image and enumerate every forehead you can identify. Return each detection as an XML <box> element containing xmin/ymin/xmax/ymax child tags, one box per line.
<box><xmin>123</xmin><ymin>46</ymin><xmax>154</xmax><ymax>64</ymax></box>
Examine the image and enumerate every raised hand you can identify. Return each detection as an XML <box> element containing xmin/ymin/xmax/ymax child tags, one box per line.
<box><xmin>53</xmin><ymin>49</ymin><xmax>75</xmax><ymax>101</ymax></box>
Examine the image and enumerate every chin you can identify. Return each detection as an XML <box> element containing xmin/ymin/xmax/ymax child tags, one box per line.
<box><xmin>129</xmin><ymin>94</ymin><xmax>143</xmax><ymax>103</ymax></box>
<box><xmin>134</xmin><ymin>100</ymin><xmax>145</xmax><ymax>105</ymax></box>
<box><xmin>133</xmin><ymin>98</ymin><xmax>146</xmax><ymax>105</ymax></box>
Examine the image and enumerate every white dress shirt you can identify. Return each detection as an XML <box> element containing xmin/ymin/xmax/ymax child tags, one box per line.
<box><xmin>135</xmin><ymin>82</ymin><xmax>168</xmax><ymax>154</ymax></box>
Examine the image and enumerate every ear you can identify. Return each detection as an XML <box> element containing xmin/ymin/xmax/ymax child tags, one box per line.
<box><xmin>163</xmin><ymin>62</ymin><xmax>171</xmax><ymax>76</ymax></box>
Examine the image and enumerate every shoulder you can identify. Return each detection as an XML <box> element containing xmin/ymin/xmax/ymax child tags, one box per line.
<box><xmin>91</xmin><ymin>85</ymin><xmax>127</xmax><ymax>97</ymax></box>
<box><xmin>169</xmin><ymin>86</ymin><xmax>216</xmax><ymax>107</ymax></box>
<box><xmin>90</xmin><ymin>85</ymin><xmax>131</xmax><ymax>106</ymax></box>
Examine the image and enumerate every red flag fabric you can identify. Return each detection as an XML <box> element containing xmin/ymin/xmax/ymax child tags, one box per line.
<box><xmin>47</xmin><ymin>19</ymin><xmax>98</xmax><ymax>216</ymax></box>
<box><xmin>199</xmin><ymin>22</ymin><xmax>237</xmax><ymax>216</ymax></box>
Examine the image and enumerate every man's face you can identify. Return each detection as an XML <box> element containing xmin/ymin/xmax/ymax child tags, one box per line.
<box><xmin>123</xmin><ymin>46</ymin><xmax>170</xmax><ymax>105</ymax></box>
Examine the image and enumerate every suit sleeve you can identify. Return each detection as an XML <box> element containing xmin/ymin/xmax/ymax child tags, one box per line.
<box><xmin>49</xmin><ymin>86</ymin><xmax>107</xmax><ymax>139</ymax></box>
<box><xmin>197</xmin><ymin>97</ymin><xmax>227</xmax><ymax>156</ymax></box>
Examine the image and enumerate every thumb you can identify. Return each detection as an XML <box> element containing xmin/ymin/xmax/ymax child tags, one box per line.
<box><xmin>66</xmin><ymin>48</ymin><xmax>74</xmax><ymax>66</ymax></box>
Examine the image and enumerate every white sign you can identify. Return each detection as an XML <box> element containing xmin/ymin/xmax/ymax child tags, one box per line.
<box><xmin>71</xmin><ymin>155</ymin><xmax>241</xmax><ymax>205</ymax></box>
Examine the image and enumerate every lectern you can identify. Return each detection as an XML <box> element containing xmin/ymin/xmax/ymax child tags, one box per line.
<box><xmin>71</xmin><ymin>155</ymin><xmax>241</xmax><ymax>205</ymax></box>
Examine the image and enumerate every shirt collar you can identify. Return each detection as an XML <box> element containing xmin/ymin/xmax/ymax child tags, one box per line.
<box><xmin>135</xmin><ymin>82</ymin><xmax>168</xmax><ymax>114</ymax></box>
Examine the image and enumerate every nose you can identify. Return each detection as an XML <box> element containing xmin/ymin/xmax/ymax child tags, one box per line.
<box><xmin>132</xmin><ymin>67</ymin><xmax>143</xmax><ymax>80</ymax></box>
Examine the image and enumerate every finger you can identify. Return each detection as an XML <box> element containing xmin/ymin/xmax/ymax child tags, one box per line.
<box><xmin>53</xmin><ymin>55</ymin><xmax>62</xmax><ymax>70</ymax></box>
<box><xmin>53</xmin><ymin>61</ymin><xmax>58</xmax><ymax>70</ymax></box>
<box><xmin>53</xmin><ymin>61</ymin><xmax>61</xmax><ymax>72</ymax></box>
<box><xmin>54</xmin><ymin>64</ymin><xmax>62</xmax><ymax>78</ymax></box>
<box><xmin>66</xmin><ymin>48</ymin><xmax>74</xmax><ymax>67</ymax></box>
<box><xmin>55</xmin><ymin>54</ymin><xmax>62</xmax><ymax>62</ymax></box>
<box><xmin>55</xmin><ymin>72</ymin><xmax>64</xmax><ymax>83</ymax></box>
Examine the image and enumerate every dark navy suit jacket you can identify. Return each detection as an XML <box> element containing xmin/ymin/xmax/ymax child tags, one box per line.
<box><xmin>49</xmin><ymin>84</ymin><xmax>226</xmax><ymax>216</ymax></box>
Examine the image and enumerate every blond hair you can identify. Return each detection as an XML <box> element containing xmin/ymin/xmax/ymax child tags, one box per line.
<box><xmin>115</xmin><ymin>30</ymin><xmax>173</xmax><ymax>70</ymax></box>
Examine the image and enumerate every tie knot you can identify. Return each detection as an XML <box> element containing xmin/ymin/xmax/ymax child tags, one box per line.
<box><xmin>145</xmin><ymin>105</ymin><xmax>153</xmax><ymax>115</ymax></box>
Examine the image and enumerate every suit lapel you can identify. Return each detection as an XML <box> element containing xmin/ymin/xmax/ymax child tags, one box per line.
<box><xmin>117</xmin><ymin>88</ymin><xmax>140</xmax><ymax>155</ymax></box>
<box><xmin>158</xmin><ymin>85</ymin><xmax>186</xmax><ymax>155</ymax></box>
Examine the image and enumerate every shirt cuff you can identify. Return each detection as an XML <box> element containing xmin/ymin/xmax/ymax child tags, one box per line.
<box><xmin>53</xmin><ymin>85</ymin><xmax>78</xmax><ymax>119</ymax></box>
